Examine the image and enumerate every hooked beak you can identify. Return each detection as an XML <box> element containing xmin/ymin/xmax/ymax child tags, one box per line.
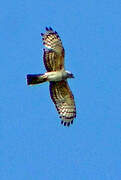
<box><xmin>69</xmin><ymin>73</ymin><xmax>74</xmax><ymax>78</ymax></box>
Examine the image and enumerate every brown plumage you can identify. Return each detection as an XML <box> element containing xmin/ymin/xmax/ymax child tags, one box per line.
<box><xmin>27</xmin><ymin>27</ymin><xmax>76</xmax><ymax>126</ymax></box>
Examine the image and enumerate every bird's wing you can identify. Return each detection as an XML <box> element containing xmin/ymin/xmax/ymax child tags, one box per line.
<box><xmin>49</xmin><ymin>80</ymin><xmax>76</xmax><ymax>126</ymax></box>
<box><xmin>41</xmin><ymin>27</ymin><xmax>65</xmax><ymax>72</ymax></box>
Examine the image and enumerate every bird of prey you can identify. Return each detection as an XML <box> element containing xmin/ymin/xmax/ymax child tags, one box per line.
<box><xmin>26</xmin><ymin>27</ymin><xmax>76</xmax><ymax>126</ymax></box>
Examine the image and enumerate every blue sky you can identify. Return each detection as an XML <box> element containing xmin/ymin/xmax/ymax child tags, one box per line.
<box><xmin>1</xmin><ymin>0</ymin><xmax>121</xmax><ymax>179</ymax></box>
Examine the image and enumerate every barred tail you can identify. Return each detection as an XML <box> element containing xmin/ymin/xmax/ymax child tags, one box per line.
<box><xmin>26</xmin><ymin>74</ymin><xmax>47</xmax><ymax>85</ymax></box>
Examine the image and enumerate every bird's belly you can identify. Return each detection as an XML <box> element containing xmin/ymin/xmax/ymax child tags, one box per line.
<box><xmin>45</xmin><ymin>71</ymin><xmax>63</xmax><ymax>81</ymax></box>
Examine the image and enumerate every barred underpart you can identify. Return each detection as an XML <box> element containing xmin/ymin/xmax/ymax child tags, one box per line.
<box><xmin>49</xmin><ymin>81</ymin><xmax>76</xmax><ymax>126</ymax></box>
<box><xmin>41</xmin><ymin>27</ymin><xmax>65</xmax><ymax>72</ymax></box>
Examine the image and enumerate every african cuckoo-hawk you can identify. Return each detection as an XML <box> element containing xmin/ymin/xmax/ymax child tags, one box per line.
<box><xmin>26</xmin><ymin>27</ymin><xmax>76</xmax><ymax>126</ymax></box>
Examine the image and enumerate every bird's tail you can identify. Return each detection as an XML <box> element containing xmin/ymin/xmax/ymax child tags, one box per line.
<box><xmin>26</xmin><ymin>74</ymin><xmax>47</xmax><ymax>85</ymax></box>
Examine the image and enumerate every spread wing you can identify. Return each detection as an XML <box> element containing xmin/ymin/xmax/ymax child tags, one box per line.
<box><xmin>41</xmin><ymin>27</ymin><xmax>65</xmax><ymax>72</ymax></box>
<box><xmin>49</xmin><ymin>80</ymin><xmax>76</xmax><ymax>126</ymax></box>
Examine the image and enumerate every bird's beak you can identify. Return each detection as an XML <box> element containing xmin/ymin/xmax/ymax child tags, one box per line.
<box><xmin>71</xmin><ymin>74</ymin><xmax>74</xmax><ymax>78</ymax></box>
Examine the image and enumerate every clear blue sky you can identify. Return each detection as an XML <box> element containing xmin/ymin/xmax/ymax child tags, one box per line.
<box><xmin>1</xmin><ymin>0</ymin><xmax>121</xmax><ymax>179</ymax></box>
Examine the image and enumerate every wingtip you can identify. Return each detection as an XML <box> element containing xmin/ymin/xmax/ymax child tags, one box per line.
<box><xmin>46</xmin><ymin>27</ymin><xmax>49</xmax><ymax>31</ymax></box>
<box><xmin>45</xmin><ymin>26</ymin><xmax>54</xmax><ymax>31</ymax></box>
<box><xmin>64</xmin><ymin>122</ymin><xmax>66</xmax><ymax>126</ymax></box>
<box><xmin>41</xmin><ymin>33</ymin><xmax>44</xmax><ymax>36</ymax></box>
<box><xmin>49</xmin><ymin>27</ymin><xmax>53</xmax><ymax>31</ymax></box>
<box><xmin>71</xmin><ymin>120</ymin><xmax>73</xmax><ymax>124</ymax></box>
<box><xmin>67</xmin><ymin>122</ymin><xmax>70</xmax><ymax>127</ymax></box>
<box><xmin>61</xmin><ymin>121</ymin><xmax>63</xmax><ymax>125</ymax></box>
<box><xmin>61</xmin><ymin>120</ymin><xmax>72</xmax><ymax>127</ymax></box>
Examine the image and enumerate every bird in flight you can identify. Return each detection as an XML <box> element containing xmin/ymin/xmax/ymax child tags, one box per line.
<box><xmin>26</xmin><ymin>27</ymin><xmax>76</xmax><ymax>126</ymax></box>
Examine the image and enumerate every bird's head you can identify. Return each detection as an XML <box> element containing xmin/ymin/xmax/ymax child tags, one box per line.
<box><xmin>66</xmin><ymin>71</ymin><xmax>74</xmax><ymax>78</ymax></box>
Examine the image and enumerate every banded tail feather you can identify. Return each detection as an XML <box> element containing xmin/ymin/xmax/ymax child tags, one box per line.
<box><xmin>27</xmin><ymin>74</ymin><xmax>47</xmax><ymax>85</ymax></box>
